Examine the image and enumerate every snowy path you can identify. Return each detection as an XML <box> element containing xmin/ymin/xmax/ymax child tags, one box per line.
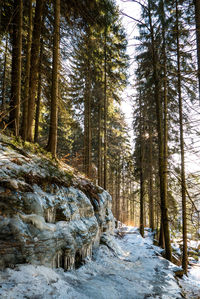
<box><xmin>71</xmin><ymin>228</ymin><xmax>183</xmax><ymax>299</ymax></box>
<box><xmin>0</xmin><ymin>227</ymin><xmax>199</xmax><ymax>299</ymax></box>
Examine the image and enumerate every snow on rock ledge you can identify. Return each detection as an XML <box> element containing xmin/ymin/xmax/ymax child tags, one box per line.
<box><xmin>0</xmin><ymin>136</ymin><xmax>114</xmax><ymax>270</ymax></box>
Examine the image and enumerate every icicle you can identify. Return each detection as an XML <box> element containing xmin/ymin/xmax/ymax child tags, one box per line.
<box><xmin>57</xmin><ymin>250</ymin><xmax>63</xmax><ymax>268</ymax></box>
<box><xmin>52</xmin><ymin>257</ymin><xmax>56</xmax><ymax>268</ymax></box>
<box><xmin>53</xmin><ymin>246</ymin><xmax>92</xmax><ymax>270</ymax></box>
<box><xmin>52</xmin><ymin>250</ymin><xmax>63</xmax><ymax>268</ymax></box>
<box><xmin>79</xmin><ymin>244</ymin><xmax>92</xmax><ymax>260</ymax></box>
<box><xmin>45</xmin><ymin>207</ymin><xmax>55</xmax><ymax>223</ymax></box>
<box><xmin>64</xmin><ymin>253</ymin><xmax>75</xmax><ymax>270</ymax></box>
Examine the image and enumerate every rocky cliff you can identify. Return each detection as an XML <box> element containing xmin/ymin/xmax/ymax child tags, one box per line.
<box><xmin>0</xmin><ymin>135</ymin><xmax>114</xmax><ymax>270</ymax></box>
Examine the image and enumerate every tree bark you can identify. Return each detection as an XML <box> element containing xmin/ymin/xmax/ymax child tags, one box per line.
<box><xmin>176</xmin><ymin>0</ymin><xmax>188</xmax><ymax>274</ymax></box>
<box><xmin>9</xmin><ymin>0</ymin><xmax>23</xmax><ymax>136</ymax></box>
<box><xmin>84</xmin><ymin>83</ymin><xmax>91</xmax><ymax>176</ymax></box>
<box><xmin>122</xmin><ymin>160</ymin><xmax>126</xmax><ymax>223</ymax></box>
<box><xmin>104</xmin><ymin>25</ymin><xmax>107</xmax><ymax>190</ymax></box>
<box><xmin>114</xmin><ymin>173</ymin><xmax>118</xmax><ymax>219</ymax></box>
<box><xmin>21</xmin><ymin>0</ymin><xmax>32</xmax><ymax>140</ymax></box>
<box><xmin>148</xmin><ymin>0</ymin><xmax>172</xmax><ymax>261</ymax></box>
<box><xmin>148</xmin><ymin>124</ymin><xmax>154</xmax><ymax>231</ymax></box>
<box><xmin>27</xmin><ymin>0</ymin><xmax>44</xmax><ymax>142</ymax></box>
<box><xmin>98</xmin><ymin>84</ymin><xmax>102</xmax><ymax>186</ymax></box>
<box><xmin>139</xmin><ymin>91</ymin><xmax>144</xmax><ymax>237</ymax></box>
<box><xmin>47</xmin><ymin>0</ymin><xmax>60</xmax><ymax>157</ymax></box>
<box><xmin>131</xmin><ymin>182</ymin><xmax>135</xmax><ymax>226</ymax></box>
<box><xmin>83</xmin><ymin>28</ymin><xmax>92</xmax><ymax>177</ymax></box>
<box><xmin>159</xmin><ymin>221</ymin><xmax>165</xmax><ymax>248</ymax></box>
<box><xmin>161</xmin><ymin>0</ymin><xmax>169</xmax><ymax>250</ymax></box>
<box><xmin>0</xmin><ymin>2</ymin><xmax>2</xmax><ymax>39</ymax></box>
<box><xmin>34</xmin><ymin>38</ymin><xmax>43</xmax><ymax>143</ymax></box>
<box><xmin>2</xmin><ymin>34</ymin><xmax>8</xmax><ymax>110</ymax></box>
<box><xmin>116</xmin><ymin>159</ymin><xmax>121</xmax><ymax>221</ymax></box>
<box><xmin>194</xmin><ymin>0</ymin><xmax>200</xmax><ymax>102</ymax></box>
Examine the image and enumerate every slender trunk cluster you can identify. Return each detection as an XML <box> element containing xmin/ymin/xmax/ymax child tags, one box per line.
<box><xmin>9</xmin><ymin>0</ymin><xmax>23</xmax><ymax>136</ymax></box>
<box><xmin>98</xmin><ymin>86</ymin><xmax>102</xmax><ymax>186</ymax></box>
<box><xmin>148</xmin><ymin>124</ymin><xmax>154</xmax><ymax>231</ymax></box>
<box><xmin>148</xmin><ymin>0</ymin><xmax>172</xmax><ymax>261</ymax></box>
<box><xmin>139</xmin><ymin>92</ymin><xmax>144</xmax><ymax>237</ymax></box>
<box><xmin>175</xmin><ymin>0</ymin><xmax>188</xmax><ymax>274</ymax></box>
<box><xmin>34</xmin><ymin>38</ymin><xmax>43</xmax><ymax>143</ymax></box>
<box><xmin>104</xmin><ymin>25</ymin><xmax>108</xmax><ymax>190</ymax></box>
<box><xmin>47</xmin><ymin>0</ymin><xmax>60</xmax><ymax>157</ymax></box>
<box><xmin>194</xmin><ymin>0</ymin><xmax>200</xmax><ymax>102</ymax></box>
<box><xmin>21</xmin><ymin>0</ymin><xmax>32</xmax><ymax>140</ymax></box>
<box><xmin>2</xmin><ymin>35</ymin><xmax>8</xmax><ymax>110</ymax></box>
<box><xmin>83</xmin><ymin>28</ymin><xmax>92</xmax><ymax>177</ymax></box>
<box><xmin>27</xmin><ymin>0</ymin><xmax>44</xmax><ymax>142</ymax></box>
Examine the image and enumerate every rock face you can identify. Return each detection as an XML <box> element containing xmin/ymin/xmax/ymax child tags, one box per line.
<box><xmin>0</xmin><ymin>136</ymin><xmax>114</xmax><ymax>270</ymax></box>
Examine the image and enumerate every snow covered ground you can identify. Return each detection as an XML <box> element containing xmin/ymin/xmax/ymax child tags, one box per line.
<box><xmin>179</xmin><ymin>260</ymin><xmax>200</xmax><ymax>298</ymax></box>
<box><xmin>0</xmin><ymin>227</ymin><xmax>199</xmax><ymax>299</ymax></box>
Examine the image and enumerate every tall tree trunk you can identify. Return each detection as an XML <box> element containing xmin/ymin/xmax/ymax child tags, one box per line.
<box><xmin>159</xmin><ymin>221</ymin><xmax>165</xmax><ymax>248</ymax></box>
<box><xmin>156</xmin><ymin>176</ymin><xmax>160</xmax><ymax>234</ymax></box>
<box><xmin>127</xmin><ymin>194</ymin><xmax>130</xmax><ymax>225</ymax></box>
<box><xmin>2</xmin><ymin>34</ymin><xmax>8</xmax><ymax>110</ymax></box>
<box><xmin>9</xmin><ymin>0</ymin><xmax>23</xmax><ymax>136</ymax></box>
<box><xmin>27</xmin><ymin>0</ymin><xmax>44</xmax><ymax>142</ymax></box>
<box><xmin>103</xmin><ymin>25</ymin><xmax>107</xmax><ymax>190</ymax></box>
<box><xmin>87</xmin><ymin>83</ymin><xmax>91</xmax><ymax>175</ymax></box>
<box><xmin>83</xmin><ymin>29</ymin><xmax>92</xmax><ymax>177</ymax></box>
<box><xmin>148</xmin><ymin>124</ymin><xmax>154</xmax><ymax>231</ymax></box>
<box><xmin>98</xmin><ymin>87</ymin><xmax>102</xmax><ymax>186</ymax></box>
<box><xmin>34</xmin><ymin>38</ymin><xmax>43</xmax><ymax>143</ymax></box>
<box><xmin>116</xmin><ymin>160</ymin><xmax>121</xmax><ymax>221</ymax></box>
<box><xmin>160</xmin><ymin>0</ymin><xmax>169</xmax><ymax>251</ymax></box>
<box><xmin>84</xmin><ymin>91</ymin><xmax>88</xmax><ymax>173</ymax></box>
<box><xmin>194</xmin><ymin>0</ymin><xmax>200</xmax><ymax>102</ymax></box>
<box><xmin>148</xmin><ymin>0</ymin><xmax>172</xmax><ymax>261</ymax></box>
<box><xmin>47</xmin><ymin>0</ymin><xmax>60</xmax><ymax>157</ymax></box>
<box><xmin>139</xmin><ymin>91</ymin><xmax>144</xmax><ymax>237</ymax></box>
<box><xmin>122</xmin><ymin>161</ymin><xmax>125</xmax><ymax>223</ymax></box>
<box><xmin>131</xmin><ymin>182</ymin><xmax>135</xmax><ymax>226</ymax></box>
<box><xmin>84</xmin><ymin>85</ymin><xmax>91</xmax><ymax>176</ymax></box>
<box><xmin>21</xmin><ymin>0</ymin><xmax>32</xmax><ymax>140</ymax></box>
<box><xmin>176</xmin><ymin>0</ymin><xmax>188</xmax><ymax>274</ymax></box>
<box><xmin>0</xmin><ymin>2</ymin><xmax>2</xmax><ymax>39</ymax></box>
<box><xmin>144</xmin><ymin>195</ymin><xmax>147</xmax><ymax>227</ymax></box>
<box><xmin>114</xmin><ymin>172</ymin><xmax>118</xmax><ymax>219</ymax></box>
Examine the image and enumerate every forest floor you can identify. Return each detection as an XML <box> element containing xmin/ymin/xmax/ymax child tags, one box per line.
<box><xmin>0</xmin><ymin>227</ymin><xmax>199</xmax><ymax>299</ymax></box>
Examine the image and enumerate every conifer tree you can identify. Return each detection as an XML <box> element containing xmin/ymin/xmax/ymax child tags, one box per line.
<box><xmin>68</xmin><ymin>0</ymin><xmax>128</xmax><ymax>184</ymax></box>
<box><xmin>175</xmin><ymin>0</ymin><xmax>188</xmax><ymax>274</ymax></box>
<box><xmin>139</xmin><ymin>88</ymin><xmax>144</xmax><ymax>237</ymax></box>
<box><xmin>1</xmin><ymin>34</ymin><xmax>8</xmax><ymax>110</ymax></box>
<box><xmin>34</xmin><ymin>37</ymin><xmax>43</xmax><ymax>144</ymax></box>
<box><xmin>194</xmin><ymin>0</ymin><xmax>200</xmax><ymax>101</ymax></box>
<box><xmin>9</xmin><ymin>0</ymin><xmax>23</xmax><ymax>136</ymax></box>
<box><xmin>47</xmin><ymin>0</ymin><xmax>60</xmax><ymax>157</ymax></box>
<box><xmin>27</xmin><ymin>0</ymin><xmax>44</xmax><ymax>142</ymax></box>
<box><xmin>21</xmin><ymin>0</ymin><xmax>32</xmax><ymax>140</ymax></box>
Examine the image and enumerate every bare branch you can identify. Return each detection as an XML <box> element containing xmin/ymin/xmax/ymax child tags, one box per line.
<box><xmin>119</xmin><ymin>10</ymin><xmax>150</xmax><ymax>32</ymax></box>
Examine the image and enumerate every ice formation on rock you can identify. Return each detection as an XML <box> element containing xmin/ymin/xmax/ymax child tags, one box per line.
<box><xmin>18</xmin><ymin>213</ymin><xmax>56</xmax><ymax>231</ymax></box>
<box><xmin>0</xmin><ymin>136</ymin><xmax>114</xmax><ymax>270</ymax></box>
